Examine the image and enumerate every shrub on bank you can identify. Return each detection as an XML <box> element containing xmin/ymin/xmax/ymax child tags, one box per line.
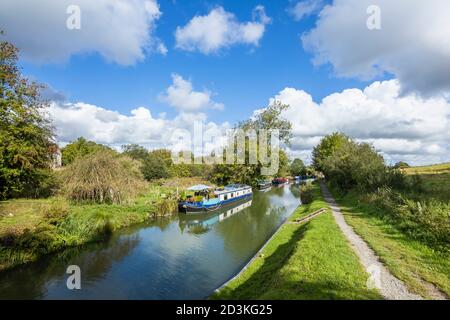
<box><xmin>300</xmin><ymin>183</ymin><xmax>314</xmax><ymax>204</ymax></box>
<box><xmin>60</xmin><ymin>150</ymin><xmax>146</xmax><ymax>204</ymax></box>
<box><xmin>362</xmin><ymin>187</ymin><xmax>450</xmax><ymax>249</ymax></box>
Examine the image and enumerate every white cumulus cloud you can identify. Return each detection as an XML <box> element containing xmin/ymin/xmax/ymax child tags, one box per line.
<box><xmin>48</xmin><ymin>101</ymin><xmax>230</xmax><ymax>155</ymax></box>
<box><xmin>301</xmin><ymin>0</ymin><xmax>450</xmax><ymax>96</ymax></box>
<box><xmin>288</xmin><ymin>0</ymin><xmax>324</xmax><ymax>21</ymax></box>
<box><xmin>47</xmin><ymin>79</ymin><xmax>449</xmax><ymax>165</ymax></box>
<box><xmin>271</xmin><ymin>79</ymin><xmax>450</xmax><ymax>165</ymax></box>
<box><xmin>0</xmin><ymin>0</ymin><xmax>164</xmax><ymax>65</ymax></box>
<box><xmin>175</xmin><ymin>6</ymin><xmax>271</xmax><ymax>54</ymax></box>
<box><xmin>159</xmin><ymin>74</ymin><xmax>224</xmax><ymax>111</ymax></box>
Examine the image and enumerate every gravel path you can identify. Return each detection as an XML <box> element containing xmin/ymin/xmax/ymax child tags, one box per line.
<box><xmin>320</xmin><ymin>182</ymin><xmax>423</xmax><ymax>300</ymax></box>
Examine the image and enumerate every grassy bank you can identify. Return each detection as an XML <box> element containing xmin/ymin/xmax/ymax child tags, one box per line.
<box><xmin>332</xmin><ymin>191</ymin><xmax>449</xmax><ymax>298</ymax></box>
<box><xmin>0</xmin><ymin>178</ymin><xmax>197</xmax><ymax>272</ymax></box>
<box><xmin>212</xmin><ymin>183</ymin><xmax>381</xmax><ymax>300</ymax></box>
<box><xmin>328</xmin><ymin>163</ymin><xmax>450</xmax><ymax>298</ymax></box>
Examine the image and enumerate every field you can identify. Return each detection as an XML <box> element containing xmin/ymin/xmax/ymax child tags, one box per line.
<box><xmin>403</xmin><ymin>162</ymin><xmax>450</xmax><ymax>175</ymax></box>
<box><xmin>212</xmin><ymin>183</ymin><xmax>381</xmax><ymax>300</ymax></box>
<box><xmin>403</xmin><ymin>163</ymin><xmax>450</xmax><ymax>203</ymax></box>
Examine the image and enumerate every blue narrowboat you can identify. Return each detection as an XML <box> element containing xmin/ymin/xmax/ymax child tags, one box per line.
<box><xmin>179</xmin><ymin>197</ymin><xmax>253</xmax><ymax>233</ymax></box>
<box><xmin>178</xmin><ymin>184</ymin><xmax>253</xmax><ymax>214</ymax></box>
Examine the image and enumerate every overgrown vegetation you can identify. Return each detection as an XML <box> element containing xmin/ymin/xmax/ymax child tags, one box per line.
<box><xmin>60</xmin><ymin>150</ymin><xmax>145</xmax><ymax>204</ymax></box>
<box><xmin>0</xmin><ymin>180</ymin><xmax>181</xmax><ymax>271</ymax></box>
<box><xmin>212</xmin><ymin>184</ymin><xmax>381</xmax><ymax>300</ymax></box>
<box><xmin>312</xmin><ymin>133</ymin><xmax>449</xmax><ymax>251</ymax></box>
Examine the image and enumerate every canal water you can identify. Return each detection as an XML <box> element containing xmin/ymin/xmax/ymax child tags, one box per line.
<box><xmin>0</xmin><ymin>183</ymin><xmax>301</xmax><ymax>299</ymax></box>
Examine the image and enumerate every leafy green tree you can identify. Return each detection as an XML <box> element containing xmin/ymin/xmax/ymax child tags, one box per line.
<box><xmin>276</xmin><ymin>149</ymin><xmax>290</xmax><ymax>177</ymax></box>
<box><xmin>211</xmin><ymin>101</ymin><xmax>293</xmax><ymax>186</ymax></box>
<box><xmin>141</xmin><ymin>151</ymin><xmax>170</xmax><ymax>180</ymax></box>
<box><xmin>322</xmin><ymin>139</ymin><xmax>386</xmax><ymax>191</ymax></box>
<box><xmin>312</xmin><ymin>132</ymin><xmax>349</xmax><ymax>173</ymax></box>
<box><xmin>61</xmin><ymin>137</ymin><xmax>112</xmax><ymax>165</ymax></box>
<box><xmin>150</xmin><ymin>149</ymin><xmax>173</xmax><ymax>167</ymax></box>
<box><xmin>0</xmin><ymin>35</ymin><xmax>55</xmax><ymax>199</ymax></box>
<box><xmin>290</xmin><ymin>158</ymin><xmax>306</xmax><ymax>176</ymax></box>
<box><xmin>238</xmin><ymin>100</ymin><xmax>292</xmax><ymax>145</ymax></box>
<box><xmin>122</xmin><ymin>144</ymin><xmax>148</xmax><ymax>161</ymax></box>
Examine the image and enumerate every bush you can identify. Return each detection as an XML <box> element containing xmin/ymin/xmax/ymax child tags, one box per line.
<box><xmin>5</xmin><ymin>168</ymin><xmax>60</xmax><ymax>199</ymax></box>
<box><xmin>363</xmin><ymin>187</ymin><xmax>450</xmax><ymax>248</ymax></box>
<box><xmin>300</xmin><ymin>183</ymin><xmax>314</xmax><ymax>204</ymax></box>
<box><xmin>60</xmin><ymin>150</ymin><xmax>146</xmax><ymax>204</ymax></box>
<box><xmin>141</xmin><ymin>152</ymin><xmax>170</xmax><ymax>180</ymax></box>
<box><xmin>40</xmin><ymin>198</ymin><xmax>70</xmax><ymax>223</ymax></box>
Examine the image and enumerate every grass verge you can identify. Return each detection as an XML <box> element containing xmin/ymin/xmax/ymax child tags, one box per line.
<box><xmin>331</xmin><ymin>190</ymin><xmax>450</xmax><ymax>299</ymax></box>
<box><xmin>0</xmin><ymin>182</ymin><xmax>179</xmax><ymax>272</ymax></box>
<box><xmin>212</xmin><ymin>183</ymin><xmax>381</xmax><ymax>300</ymax></box>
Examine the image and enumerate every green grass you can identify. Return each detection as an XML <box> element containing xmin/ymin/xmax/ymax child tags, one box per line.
<box><xmin>212</xmin><ymin>184</ymin><xmax>382</xmax><ymax>300</ymax></box>
<box><xmin>332</xmin><ymin>191</ymin><xmax>450</xmax><ymax>299</ymax></box>
<box><xmin>0</xmin><ymin>182</ymin><xmax>178</xmax><ymax>272</ymax></box>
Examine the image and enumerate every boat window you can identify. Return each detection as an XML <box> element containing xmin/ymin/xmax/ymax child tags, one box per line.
<box><xmin>224</xmin><ymin>194</ymin><xmax>228</xmax><ymax>200</ymax></box>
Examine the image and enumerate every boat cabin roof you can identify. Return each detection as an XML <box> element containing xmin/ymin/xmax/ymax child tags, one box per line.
<box><xmin>187</xmin><ymin>184</ymin><xmax>213</xmax><ymax>191</ymax></box>
<box><xmin>214</xmin><ymin>184</ymin><xmax>251</xmax><ymax>195</ymax></box>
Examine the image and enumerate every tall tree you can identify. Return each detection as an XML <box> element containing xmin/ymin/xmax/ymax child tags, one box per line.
<box><xmin>312</xmin><ymin>132</ymin><xmax>349</xmax><ymax>173</ymax></box>
<box><xmin>211</xmin><ymin>101</ymin><xmax>293</xmax><ymax>186</ymax></box>
<box><xmin>238</xmin><ymin>100</ymin><xmax>292</xmax><ymax>145</ymax></box>
<box><xmin>290</xmin><ymin>158</ymin><xmax>306</xmax><ymax>176</ymax></box>
<box><xmin>0</xmin><ymin>34</ymin><xmax>55</xmax><ymax>199</ymax></box>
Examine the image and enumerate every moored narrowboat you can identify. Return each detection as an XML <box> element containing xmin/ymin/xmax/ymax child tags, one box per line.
<box><xmin>272</xmin><ymin>177</ymin><xmax>288</xmax><ymax>185</ymax></box>
<box><xmin>178</xmin><ymin>184</ymin><xmax>253</xmax><ymax>214</ymax></box>
<box><xmin>257</xmin><ymin>179</ymin><xmax>272</xmax><ymax>190</ymax></box>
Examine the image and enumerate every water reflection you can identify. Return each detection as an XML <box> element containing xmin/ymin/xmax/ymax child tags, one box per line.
<box><xmin>0</xmin><ymin>233</ymin><xmax>140</xmax><ymax>299</ymax></box>
<box><xmin>0</xmin><ymin>183</ymin><xmax>301</xmax><ymax>300</ymax></box>
<box><xmin>179</xmin><ymin>199</ymin><xmax>253</xmax><ymax>234</ymax></box>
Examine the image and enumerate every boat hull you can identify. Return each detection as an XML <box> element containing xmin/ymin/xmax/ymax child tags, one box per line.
<box><xmin>179</xmin><ymin>193</ymin><xmax>253</xmax><ymax>214</ymax></box>
<box><xmin>258</xmin><ymin>183</ymin><xmax>272</xmax><ymax>190</ymax></box>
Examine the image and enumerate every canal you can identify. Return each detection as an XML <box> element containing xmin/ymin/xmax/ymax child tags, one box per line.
<box><xmin>0</xmin><ymin>183</ymin><xmax>301</xmax><ymax>299</ymax></box>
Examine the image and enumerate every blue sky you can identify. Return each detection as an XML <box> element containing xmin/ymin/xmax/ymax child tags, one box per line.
<box><xmin>18</xmin><ymin>0</ymin><xmax>375</xmax><ymax>124</ymax></box>
<box><xmin>1</xmin><ymin>0</ymin><xmax>449</xmax><ymax>165</ymax></box>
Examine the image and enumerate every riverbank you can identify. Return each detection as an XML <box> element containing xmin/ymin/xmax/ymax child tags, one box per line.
<box><xmin>330</xmin><ymin>189</ymin><xmax>449</xmax><ymax>299</ymax></box>
<box><xmin>0</xmin><ymin>182</ymin><xmax>301</xmax><ymax>299</ymax></box>
<box><xmin>0</xmin><ymin>178</ymin><xmax>207</xmax><ymax>272</ymax></box>
<box><xmin>327</xmin><ymin>163</ymin><xmax>449</xmax><ymax>299</ymax></box>
<box><xmin>212</xmin><ymin>183</ymin><xmax>382</xmax><ymax>300</ymax></box>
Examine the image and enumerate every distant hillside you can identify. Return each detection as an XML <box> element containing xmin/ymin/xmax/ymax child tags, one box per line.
<box><xmin>403</xmin><ymin>162</ymin><xmax>450</xmax><ymax>175</ymax></box>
